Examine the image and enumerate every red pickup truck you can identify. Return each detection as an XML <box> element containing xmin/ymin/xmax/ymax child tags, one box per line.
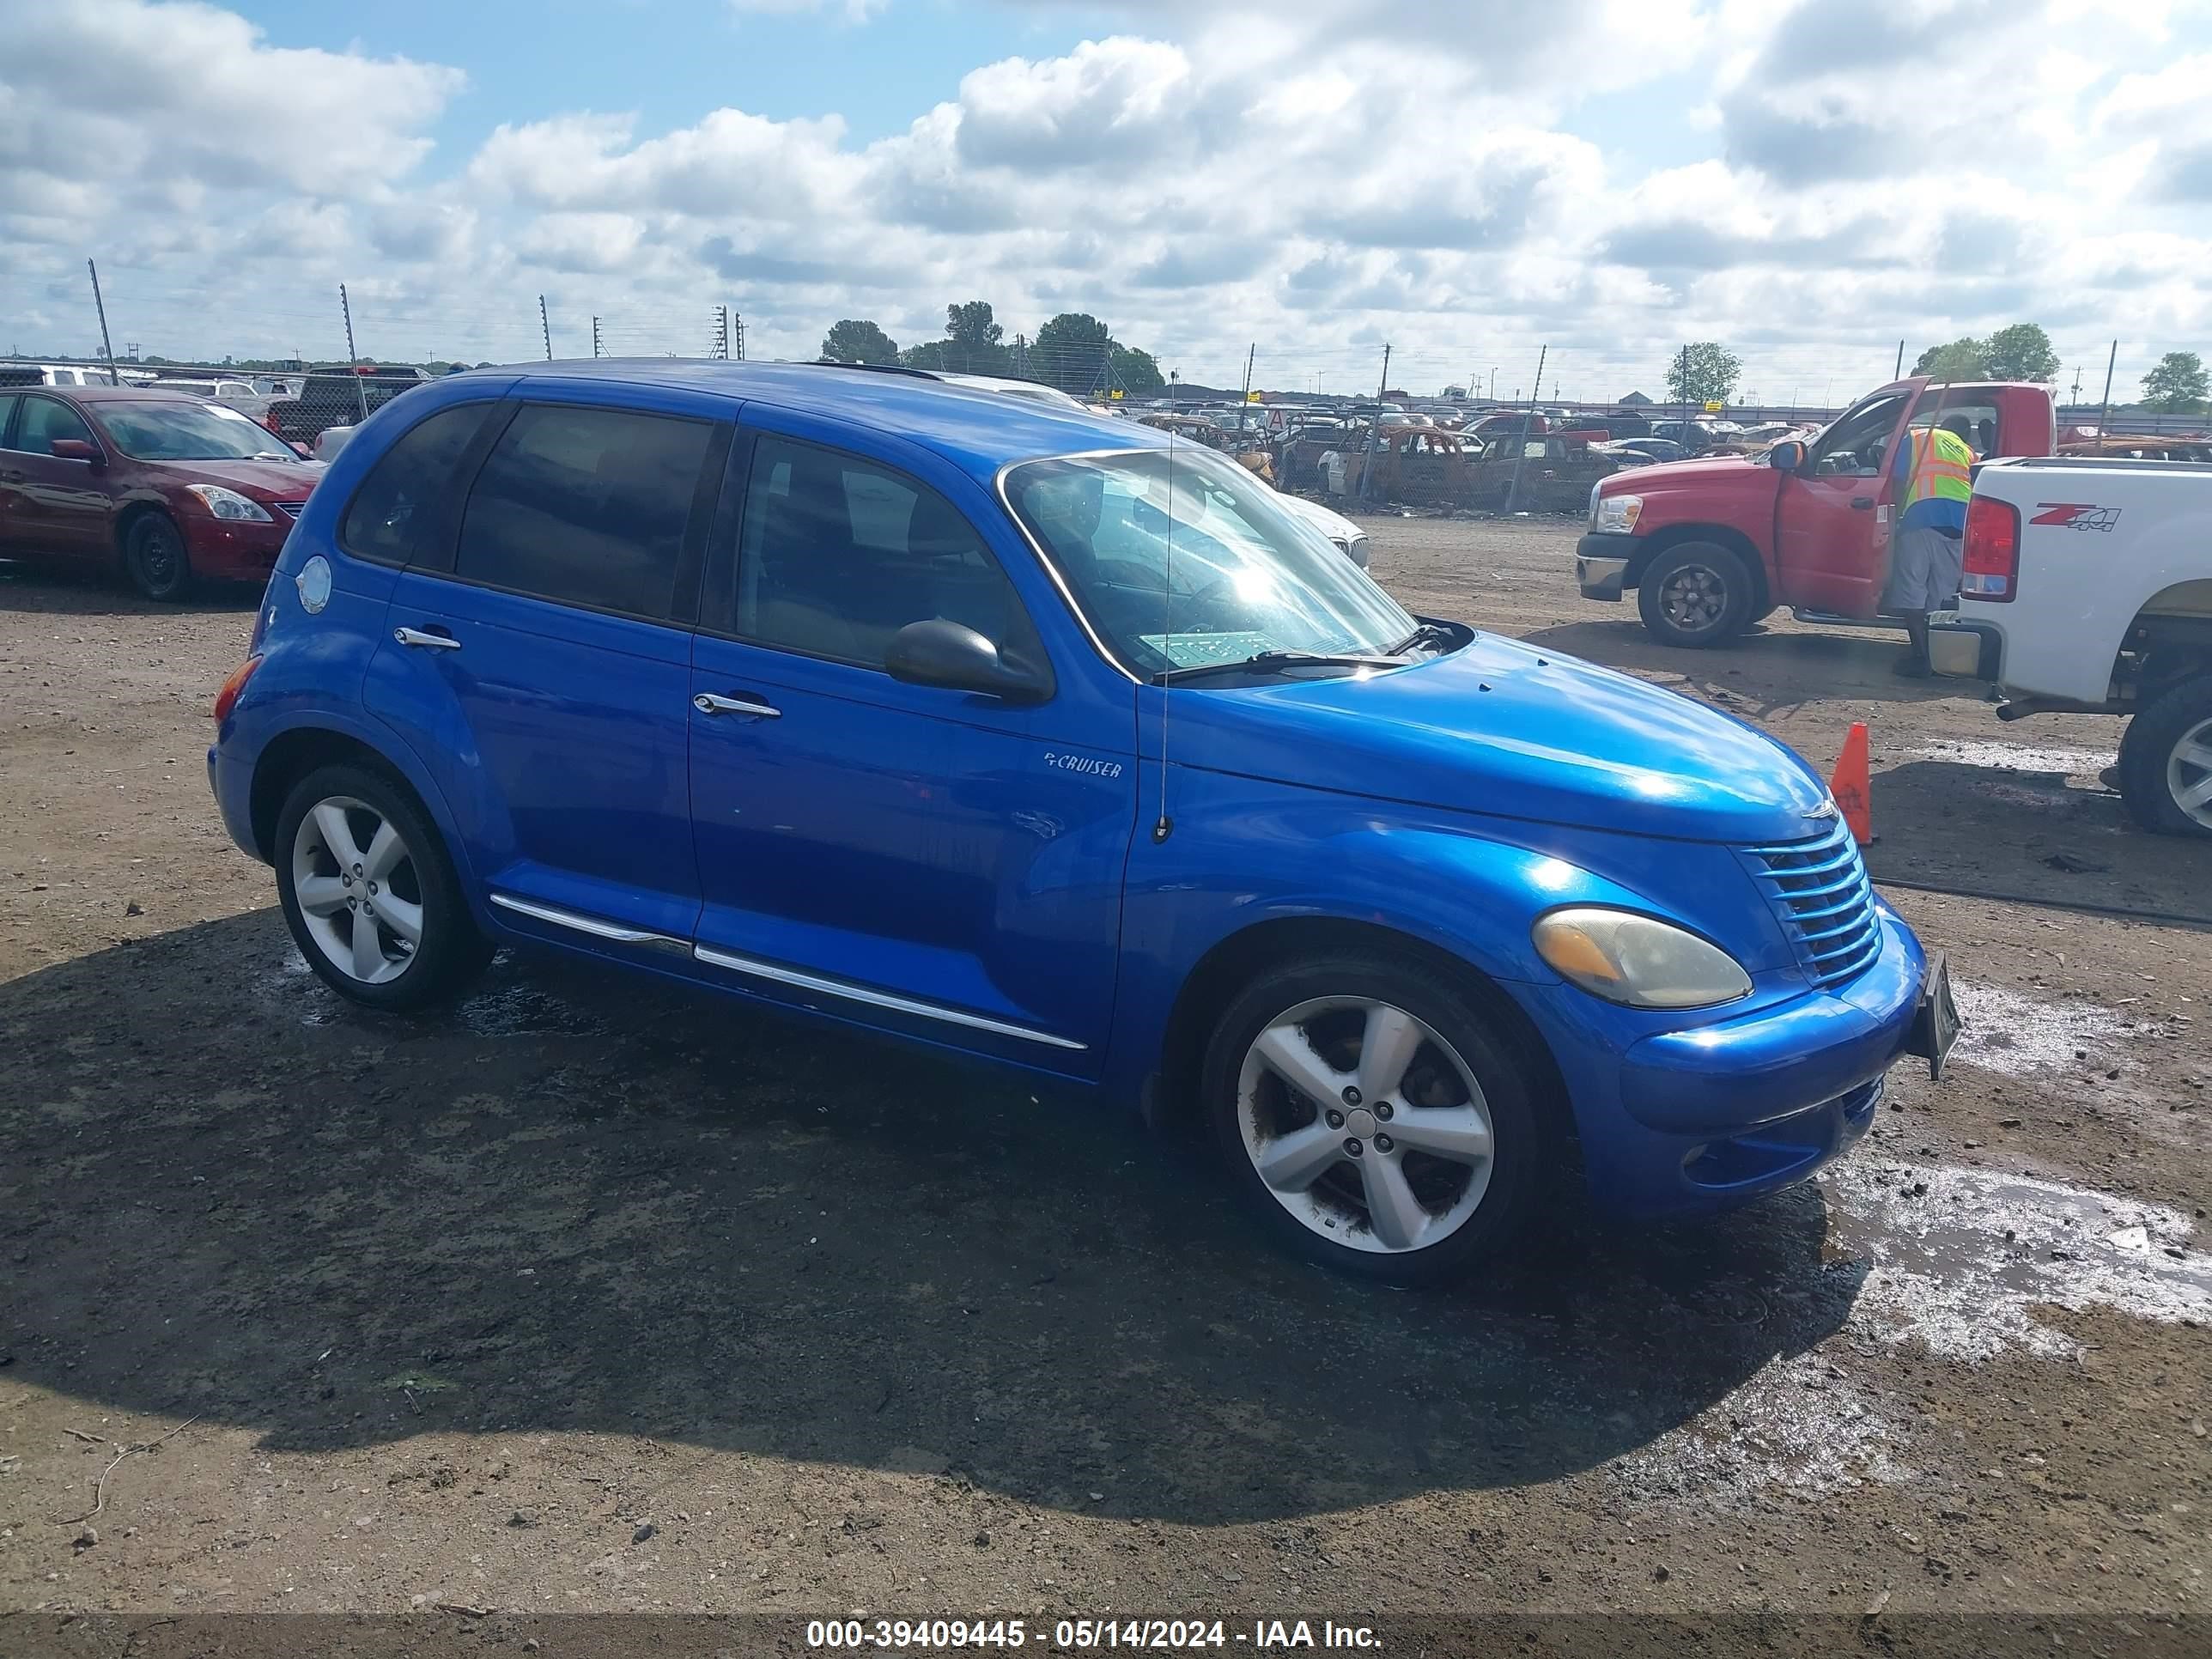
<box><xmin>1575</xmin><ymin>377</ymin><xmax>2057</xmax><ymax>647</ymax></box>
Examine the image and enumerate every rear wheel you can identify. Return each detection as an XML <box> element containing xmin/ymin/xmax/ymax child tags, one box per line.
<box><xmin>123</xmin><ymin>512</ymin><xmax>192</xmax><ymax>602</ymax></box>
<box><xmin>2118</xmin><ymin>675</ymin><xmax>2212</xmax><ymax>840</ymax></box>
<box><xmin>1201</xmin><ymin>954</ymin><xmax>1544</xmax><ymax>1286</ymax></box>
<box><xmin>1637</xmin><ymin>541</ymin><xmax>1756</xmax><ymax>647</ymax></box>
<box><xmin>274</xmin><ymin>763</ymin><xmax>493</xmax><ymax>1009</ymax></box>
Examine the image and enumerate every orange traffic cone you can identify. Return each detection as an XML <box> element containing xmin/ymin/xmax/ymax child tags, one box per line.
<box><xmin>1830</xmin><ymin>721</ymin><xmax>1874</xmax><ymax>846</ymax></box>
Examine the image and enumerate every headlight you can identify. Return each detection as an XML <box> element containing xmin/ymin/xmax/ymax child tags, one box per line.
<box><xmin>1532</xmin><ymin>907</ymin><xmax>1751</xmax><ymax>1010</ymax></box>
<box><xmin>1590</xmin><ymin>493</ymin><xmax>1642</xmax><ymax>534</ymax></box>
<box><xmin>185</xmin><ymin>484</ymin><xmax>273</xmax><ymax>523</ymax></box>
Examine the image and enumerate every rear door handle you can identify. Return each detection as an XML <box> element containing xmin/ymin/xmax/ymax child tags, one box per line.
<box><xmin>394</xmin><ymin>626</ymin><xmax>461</xmax><ymax>650</ymax></box>
<box><xmin>693</xmin><ymin>691</ymin><xmax>781</xmax><ymax>720</ymax></box>
<box><xmin>0</xmin><ymin>470</ymin><xmax>23</xmax><ymax>484</ymax></box>
<box><xmin>1850</xmin><ymin>495</ymin><xmax>1875</xmax><ymax>510</ymax></box>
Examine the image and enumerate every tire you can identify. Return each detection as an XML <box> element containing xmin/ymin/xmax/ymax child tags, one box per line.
<box><xmin>2117</xmin><ymin>674</ymin><xmax>2212</xmax><ymax>841</ymax></box>
<box><xmin>274</xmin><ymin>763</ymin><xmax>493</xmax><ymax>1010</ymax></box>
<box><xmin>1637</xmin><ymin>541</ymin><xmax>1756</xmax><ymax>647</ymax></box>
<box><xmin>1200</xmin><ymin>953</ymin><xmax>1546</xmax><ymax>1286</ymax></box>
<box><xmin>123</xmin><ymin>512</ymin><xmax>193</xmax><ymax>602</ymax></box>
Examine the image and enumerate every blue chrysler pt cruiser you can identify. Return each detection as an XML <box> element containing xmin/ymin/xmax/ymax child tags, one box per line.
<box><xmin>209</xmin><ymin>362</ymin><xmax>1955</xmax><ymax>1285</ymax></box>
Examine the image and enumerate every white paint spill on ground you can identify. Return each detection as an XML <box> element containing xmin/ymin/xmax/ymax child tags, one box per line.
<box><xmin>1949</xmin><ymin>980</ymin><xmax>2130</xmax><ymax>1077</ymax></box>
<box><xmin>1911</xmin><ymin>739</ymin><xmax>2118</xmax><ymax>775</ymax></box>
<box><xmin>1825</xmin><ymin>1160</ymin><xmax>2212</xmax><ymax>1361</ymax></box>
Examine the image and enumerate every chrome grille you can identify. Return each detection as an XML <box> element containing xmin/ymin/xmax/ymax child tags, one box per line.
<box><xmin>1742</xmin><ymin>817</ymin><xmax>1881</xmax><ymax>989</ymax></box>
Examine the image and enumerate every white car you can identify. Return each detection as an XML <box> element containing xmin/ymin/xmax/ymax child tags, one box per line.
<box><xmin>1273</xmin><ymin>489</ymin><xmax>1370</xmax><ymax>569</ymax></box>
<box><xmin>1936</xmin><ymin>453</ymin><xmax>2212</xmax><ymax>837</ymax></box>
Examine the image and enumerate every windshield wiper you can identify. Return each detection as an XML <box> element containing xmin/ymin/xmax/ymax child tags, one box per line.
<box><xmin>1385</xmin><ymin>621</ymin><xmax>1458</xmax><ymax>656</ymax></box>
<box><xmin>1152</xmin><ymin>650</ymin><xmax>1397</xmax><ymax>685</ymax></box>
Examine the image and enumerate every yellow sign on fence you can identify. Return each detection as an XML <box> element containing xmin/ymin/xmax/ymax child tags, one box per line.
<box><xmin>1704</xmin><ymin>400</ymin><xmax>1724</xmax><ymax>413</ymax></box>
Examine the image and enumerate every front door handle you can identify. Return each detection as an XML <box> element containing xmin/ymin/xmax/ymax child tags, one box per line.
<box><xmin>1850</xmin><ymin>495</ymin><xmax>1876</xmax><ymax>510</ymax></box>
<box><xmin>394</xmin><ymin>626</ymin><xmax>461</xmax><ymax>650</ymax></box>
<box><xmin>0</xmin><ymin>469</ymin><xmax>23</xmax><ymax>484</ymax></box>
<box><xmin>694</xmin><ymin>691</ymin><xmax>781</xmax><ymax>720</ymax></box>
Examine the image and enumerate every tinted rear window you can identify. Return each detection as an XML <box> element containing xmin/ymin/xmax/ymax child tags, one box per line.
<box><xmin>452</xmin><ymin>404</ymin><xmax>713</xmax><ymax>621</ymax></box>
<box><xmin>340</xmin><ymin>404</ymin><xmax>491</xmax><ymax>566</ymax></box>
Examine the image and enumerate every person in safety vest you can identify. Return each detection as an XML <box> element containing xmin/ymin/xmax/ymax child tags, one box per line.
<box><xmin>1886</xmin><ymin>416</ymin><xmax>1975</xmax><ymax>677</ymax></box>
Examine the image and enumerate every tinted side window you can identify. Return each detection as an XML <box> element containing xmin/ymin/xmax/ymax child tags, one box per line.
<box><xmin>732</xmin><ymin>435</ymin><xmax>1039</xmax><ymax>670</ymax></box>
<box><xmin>340</xmin><ymin>404</ymin><xmax>489</xmax><ymax>566</ymax></box>
<box><xmin>0</xmin><ymin>395</ymin><xmax>18</xmax><ymax>447</ymax></box>
<box><xmin>15</xmin><ymin>397</ymin><xmax>94</xmax><ymax>454</ymax></box>
<box><xmin>452</xmin><ymin>404</ymin><xmax>711</xmax><ymax>621</ymax></box>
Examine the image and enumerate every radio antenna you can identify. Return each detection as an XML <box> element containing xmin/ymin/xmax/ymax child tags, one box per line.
<box><xmin>1152</xmin><ymin>421</ymin><xmax>1177</xmax><ymax>844</ymax></box>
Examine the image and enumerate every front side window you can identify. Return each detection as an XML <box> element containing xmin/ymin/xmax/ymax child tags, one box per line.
<box><xmin>14</xmin><ymin>397</ymin><xmax>95</xmax><ymax>455</ymax></box>
<box><xmin>731</xmin><ymin>435</ymin><xmax>1040</xmax><ymax>670</ymax></box>
<box><xmin>1006</xmin><ymin>447</ymin><xmax>1414</xmax><ymax>678</ymax></box>
<box><xmin>340</xmin><ymin>404</ymin><xmax>490</xmax><ymax>565</ymax></box>
<box><xmin>1809</xmin><ymin>393</ymin><xmax>1907</xmax><ymax>477</ymax></box>
<box><xmin>453</xmin><ymin>404</ymin><xmax>713</xmax><ymax>620</ymax></box>
<box><xmin>95</xmin><ymin>400</ymin><xmax>294</xmax><ymax>461</ymax></box>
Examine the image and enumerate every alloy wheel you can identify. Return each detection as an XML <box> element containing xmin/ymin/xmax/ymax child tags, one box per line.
<box><xmin>290</xmin><ymin>795</ymin><xmax>424</xmax><ymax>985</ymax></box>
<box><xmin>1659</xmin><ymin>563</ymin><xmax>1728</xmax><ymax>633</ymax></box>
<box><xmin>2166</xmin><ymin>717</ymin><xmax>2212</xmax><ymax>830</ymax></box>
<box><xmin>1235</xmin><ymin>997</ymin><xmax>1496</xmax><ymax>1255</ymax></box>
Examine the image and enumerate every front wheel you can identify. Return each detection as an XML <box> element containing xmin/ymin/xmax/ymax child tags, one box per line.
<box><xmin>274</xmin><ymin>763</ymin><xmax>493</xmax><ymax>1009</ymax></box>
<box><xmin>2118</xmin><ymin>675</ymin><xmax>2212</xmax><ymax>840</ymax></box>
<box><xmin>123</xmin><ymin>512</ymin><xmax>193</xmax><ymax>602</ymax></box>
<box><xmin>1637</xmin><ymin>542</ymin><xmax>1756</xmax><ymax>647</ymax></box>
<box><xmin>1201</xmin><ymin>955</ymin><xmax>1545</xmax><ymax>1285</ymax></box>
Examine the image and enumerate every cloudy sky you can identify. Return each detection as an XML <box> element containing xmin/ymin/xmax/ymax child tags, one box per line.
<box><xmin>2</xmin><ymin>0</ymin><xmax>2207</xmax><ymax>403</ymax></box>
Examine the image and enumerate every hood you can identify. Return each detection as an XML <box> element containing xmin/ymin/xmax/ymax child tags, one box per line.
<box><xmin>1598</xmin><ymin>453</ymin><xmax>1763</xmax><ymax>495</ymax></box>
<box><xmin>1274</xmin><ymin>491</ymin><xmax>1362</xmax><ymax>543</ymax></box>
<box><xmin>161</xmin><ymin>457</ymin><xmax>324</xmax><ymax>497</ymax></box>
<box><xmin>1170</xmin><ymin>633</ymin><xmax>1831</xmax><ymax>845</ymax></box>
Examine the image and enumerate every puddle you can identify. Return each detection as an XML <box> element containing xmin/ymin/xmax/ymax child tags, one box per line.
<box><xmin>252</xmin><ymin>949</ymin><xmax>337</xmax><ymax>1027</ymax></box>
<box><xmin>458</xmin><ymin>978</ymin><xmax>602</xmax><ymax>1038</ymax></box>
<box><xmin>1826</xmin><ymin>1160</ymin><xmax>2212</xmax><ymax>1361</ymax></box>
<box><xmin>1949</xmin><ymin>981</ymin><xmax>2130</xmax><ymax>1077</ymax></box>
<box><xmin>1912</xmin><ymin>740</ymin><xmax>2117</xmax><ymax>775</ymax></box>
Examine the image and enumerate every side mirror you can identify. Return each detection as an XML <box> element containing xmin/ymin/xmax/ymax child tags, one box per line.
<box><xmin>1768</xmin><ymin>439</ymin><xmax>1808</xmax><ymax>472</ymax></box>
<box><xmin>50</xmin><ymin>438</ymin><xmax>101</xmax><ymax>467</ymax></box>
<box><xmin>885</xmin><ymin>619</ymin><xmax>1052</xmax><ymax>704</ymax></box>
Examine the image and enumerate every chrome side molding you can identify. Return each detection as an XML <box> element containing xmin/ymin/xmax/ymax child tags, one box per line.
<box><xmin>690</xmin><ymin>944</ymin><xmax>1086</xmax><ymax>1051</ymax></box>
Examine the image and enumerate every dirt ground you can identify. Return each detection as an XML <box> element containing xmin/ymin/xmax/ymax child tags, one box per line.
<box><xmin>2</xmin><ymin>520</ymin><xmax>2207</xmax><ymax>1649</ymax></box>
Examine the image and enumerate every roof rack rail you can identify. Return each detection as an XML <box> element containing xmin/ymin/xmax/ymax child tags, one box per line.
<box><xmin>805</xmin><ymin>357</ymin><xmax>939</xmax><ymax>381</ymax></box>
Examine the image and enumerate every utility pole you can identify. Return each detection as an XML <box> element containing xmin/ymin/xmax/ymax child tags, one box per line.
<box><xmin>1895</xmin><ymin>339</ymin><xmax>1905</xmax><ymax>379</ymax></box>
<box><xmin>1356</xmin><ymin>343</ymin><xmax>1390</xmax><ymax>504</ymax></box>
<box><xmin>1678</xmin><ymin>343</ymin><xmax>1691</xmax><ymax>434</ymax></box>
<box><xmin>339</xmin><ymin>284</ymin><xmax>368</xmax><ymax>419</ymax></box>
<box><xmin>1240</xmin><ymin>342</ymin><xmax>1255</xmax><ymax>404</ymax></box>
<box><xmin>592</xmin><ymin>316</ymin><xmax>604</xmax><ymax>359</ymax></box>
<box><xmin>1504</xmin><ymin>344</ymin><xmax>1547</xmax><ymax>514</ymax></box>
<box><xmin>539</xmin><ymin>295</ymin><xmax>553</xmax><ymax>361</ymax></box>
<box><xmin>1489</xmin><ymin>366</ymin><xmax>1498</xmax><ymax>401</ymax></box>
<box><xmin>732</xmin><ymin>313</ymin><xmax>745</xmax><ymax>361</ymax></box>
<box><xmin>2097</xmin><ymin>339</ymin><xmax>2118</xmax><ymax>437</ymax></box>
<box><xmin>2069</xmin><ymin>365</ymin><xmax>2082</xmax><ymax>406</ymax></box>
<box><xmin>710</xmin><ymin>306</ymin><xmax>729</xmax><ymax>360</ymax></box>
<box><xmin>86</xmin><ymin>259</ymin><xmax>118</xmax><ymax>384</ymax></box>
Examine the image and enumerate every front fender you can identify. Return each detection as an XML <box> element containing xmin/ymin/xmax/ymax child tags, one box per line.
<box><xmin>1098</xmin><ymin>767</ymin><xmax>1723</xmax><ymax>1105</ymax></box>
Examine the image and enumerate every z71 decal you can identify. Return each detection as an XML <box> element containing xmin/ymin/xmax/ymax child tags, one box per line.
<box><xmin>2030</xmin><ymin>502</ymin><xmax>2121</xmax><ymax>532</ymax></box>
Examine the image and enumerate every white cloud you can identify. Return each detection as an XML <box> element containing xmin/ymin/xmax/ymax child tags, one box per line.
<box><xmin>1</xmin><ymin>0</ymin><xmax>2206</xmax><ymax>400</ymax></box>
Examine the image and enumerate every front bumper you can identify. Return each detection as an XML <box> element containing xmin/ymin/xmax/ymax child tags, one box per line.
<box><xmin>1575</xmin><ymin>532</ymin><xmax>1634</xmax><ymax>599</ymax></box>
<box><xmin>182</xmin><ymin>514</ymin><xmax>291</xmax><ymax>583</ymax></box>
<box><xmin>1518</xmin><ymin>903</ymin><xmax>1927</xmax><ymax>1219</ymax></box>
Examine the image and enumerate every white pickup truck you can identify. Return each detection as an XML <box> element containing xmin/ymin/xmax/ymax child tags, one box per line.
<box><xmin>1934</xmin><ymin>455</ymin><xmax>2212</xmax><ymax>838</ymax></box>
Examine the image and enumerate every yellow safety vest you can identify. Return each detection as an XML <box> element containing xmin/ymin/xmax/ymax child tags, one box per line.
<box><xmin>1902</xmin><ymin>426</ymin><xmax>1973</xmax><ymax>511</ymax></box>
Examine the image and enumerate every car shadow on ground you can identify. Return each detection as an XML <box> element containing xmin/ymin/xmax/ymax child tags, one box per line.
<box><xmin>1517</xmin><ymin>618</ymin><xmax>1966</xmax><ymax>718</ymax></box>
<box><xmin>3</xmin><ymin>911</ymin><xmax>1869</xmax><ymax>1526</ymax></box>
<box><xmin>1862</xmin><ymin>758</ymin><xmax>2212</xmax><ymax>925</ymax></box>
<box><xmin>0</xmin><ymin>561</ymin><xmax>262</xmax><ymax>617</ymax></box>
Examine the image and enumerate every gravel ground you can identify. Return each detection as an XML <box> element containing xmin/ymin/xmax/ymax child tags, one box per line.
<box><xmin>2</xmin><ymin>520</ymin><xmax>2207</xmax><ymax>1644</ymax></box>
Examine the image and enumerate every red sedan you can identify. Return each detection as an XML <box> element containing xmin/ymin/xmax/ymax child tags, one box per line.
<box><xmin>0</xmin><ymin>384</ymin><xmax>323</xmax><ymax>599</ymax></box>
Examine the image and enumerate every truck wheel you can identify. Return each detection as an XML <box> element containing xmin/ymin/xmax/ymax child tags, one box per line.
<box><xmin>2118</xmin><ymin>675</ymin><xmax>2212</xmax><ymax>840</ymax></box>
<box><xmin>1637</xmin><ymin>542</ymin><xmax>1755</xmax><ymax>648</ymax></box>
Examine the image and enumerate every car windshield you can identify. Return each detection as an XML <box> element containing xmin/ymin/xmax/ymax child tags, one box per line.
<box><xmin>1004</xmin><ymin>447</ymin><xmax>1415</xmax><ymax>679</ymax></box>
<box><xmin>98</xmin><ymin>400</ymin><xmax>296</xmax><ymax>462</ymax></box>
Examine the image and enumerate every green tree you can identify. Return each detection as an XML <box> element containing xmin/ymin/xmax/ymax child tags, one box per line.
<box><xmin>2140</xmin><ymin>350</ymin><xmax>2209</xmax><ymax>413</ymax></box>
<box><xmin>1109</xmin><ymin>343</ymin><xmax>1164</xmax><ymax>396</ymax></box>
<box><xmin>820</xmin><ymin>319</ymin><xmax>900</xmax><ymax>365</ymax></box>
<box><xmin>1912</xmin><ymin>337</ymin><xmax>1990</xmax><ymax>379</ymax></box>
<box><xmin>1032</xmin><ymin>313</ymin><xmax>1114</xmax><ymax>392</ymax></box>
<box><xmin>1983</xmin><ymin>322</ymin><xmax>2058</xmax><ymax>383</ymax></box>
<box><xmin>1662</xmin><ymin>341</ymin><xmax>1742</xmax><ymax>407</ymax></box>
